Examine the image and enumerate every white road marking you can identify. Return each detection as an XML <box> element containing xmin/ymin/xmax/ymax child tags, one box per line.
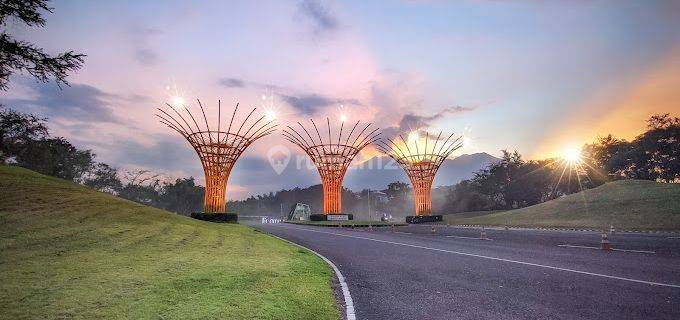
<box><xmin>446</xmin><ymin>235</ymin><xmax>493</xmax><ymax>241</ymax></box>
<box><xmin>667</xmin><ymin>236</ymin><xmax>680</xmax><ymax>239</ymax></box>
<box><xmin>557</xmin><ymin>244</ymin><xmax>655</xmax><ymax>254</ymax></box>
<box><xmin>275</xmin><ymin>224</ymin><xmax>680</xmax><ymax>289</ymax></box>
<box><xmin>267</xmin><ymin>233</ymin><xmax>356</xmax><ymax>320</ymax></box>
<box><xmin>395</xmin><ymin>231</ymin><xmax>412</xmax><ymax>235</ymax></box>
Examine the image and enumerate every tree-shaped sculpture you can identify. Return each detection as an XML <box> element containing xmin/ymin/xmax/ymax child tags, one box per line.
<box><xmin>378</xmin><ymin>132</ymin><xmax>462</xmax><ymax>216</ymax></box>
<box><xmin>283</xmin><ymin>119</ymin><xmax>380</xmax><ymax>214</ymax></box>
<box><xmin>156</xmin><ymin>100</ymin><xmax>277</xmax><ymax>214</ymax></box>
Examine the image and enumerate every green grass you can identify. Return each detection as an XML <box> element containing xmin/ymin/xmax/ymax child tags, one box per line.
<box><xmin>442</xmin><ymin>180</ymin><xmax>680</xmax><ymax>230</ymax></box>
<box><xmin>287</xmin><ymin>220</ymin><xmax>407</xmax><ymax>227</ymax></box>
<box><xmin>0</xmin><ymin>165</ymin><xmax>340</xmax><ymax>319</ymax></box>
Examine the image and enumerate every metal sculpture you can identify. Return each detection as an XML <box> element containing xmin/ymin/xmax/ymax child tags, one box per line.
<box><xmin>378</xmin><ymin>132</ymin><xmax>462</xmax><ymax>215</ymax></box>
<box><xmin>156</xmin><ymin>100</ymin><xmax>277</xmax><ymax>213</ymax></box>
<box><xmin>283</xmin><ymin>119</ymin><xmax>380</xmax><ymax>214</ymax></box>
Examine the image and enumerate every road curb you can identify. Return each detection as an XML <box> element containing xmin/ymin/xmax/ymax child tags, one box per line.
<box><xmin>267</xmin><ymin>233</ymin><xmax>356</xmax><ymax>320</ymax></box>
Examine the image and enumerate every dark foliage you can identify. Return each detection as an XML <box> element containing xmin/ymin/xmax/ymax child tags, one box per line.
<box><xmin>0</xmin><ymin>0</ymin><xmax>85</xmax><ymax>90</ymax></box>
<box><xmin>190</xmin><ymin>212</ymin><xmax>238</xmax><ymax>223</ymax></box>
<box><xmin>584</xmin><ymin>114</ymin><xmax>679</xmax><ymax>183</ymax></box>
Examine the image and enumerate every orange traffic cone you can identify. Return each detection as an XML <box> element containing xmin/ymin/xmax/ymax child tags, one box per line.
<box><xmin>480</xmin><ymin>227</ymin><xmax>488</xmax><ymax>240</ymax></box>
<box><xmin>600</xmin><ymin>233</ymin><xmax>612</xmax><ymax>250</ymax></box>
<box><xmin>431</xmin><ymin>226</ymin><xmax>436</xmax><ymax>234</ymax></box>
<box><xmin>368</xmin><ymin>224</ymin><xmax>373</xmax><ymax>232</ymax></box>
<box><xmin>390</xmin><ymin>224</ymin><xmax>395</xmax><ymax>233</ymax></box>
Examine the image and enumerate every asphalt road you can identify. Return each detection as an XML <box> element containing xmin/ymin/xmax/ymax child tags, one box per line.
<box><xmin>252</xmin><ymin>222</ymin><xmax>680</xmax><ymax>320</ymax></box>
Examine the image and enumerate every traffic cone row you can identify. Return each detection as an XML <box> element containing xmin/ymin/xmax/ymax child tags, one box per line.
<box><xmin>600</xmin><ymin>233</ymin><xmax>612</xmax><ymax>250</ymax></box>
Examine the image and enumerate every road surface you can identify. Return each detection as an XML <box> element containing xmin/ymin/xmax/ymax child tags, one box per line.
<box><xmin>252</xmin><ymin>223</ymin><xmax>680</xmax><ymax>320</ymax></box>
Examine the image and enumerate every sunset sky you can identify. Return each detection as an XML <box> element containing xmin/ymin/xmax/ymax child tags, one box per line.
<box><xmin>1</xmin><ymin>0</ymin><xmax>679</xmax><ymax>199</ymax></box>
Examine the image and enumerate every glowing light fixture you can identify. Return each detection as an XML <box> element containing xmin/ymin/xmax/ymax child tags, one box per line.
<box><xmin>171</xmin><ymin>96</ymin><xmax>185</xmax><ymax>106</ymax></box>
<box><xmin>265</xmin><ymin>109</ymin><xmax>277</xmax><ymax>121</ymax></box>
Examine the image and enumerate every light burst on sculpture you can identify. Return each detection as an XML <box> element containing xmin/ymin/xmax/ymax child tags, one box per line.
<box><xmin>283</xmin><ymin>118</ymin><xmax>380</xmax><ymax>214</ymax></box>
<box><xmin>156</xmin><ymin>100</ymin><xmax>277</xmax><ymax>213</ymax></box>
<box><xmin>378</xmin><ymin>132</ymin><xmax>463</xmax><ymax>215</ymax></box>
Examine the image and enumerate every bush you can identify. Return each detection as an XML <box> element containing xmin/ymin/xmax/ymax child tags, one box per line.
<box><xmin>406</xmin><ymin>215</ymin><xmax>443</xmax><ymax>224</ymax></box>
<box><xmin>190</xmin><ymin>212</ymin><xmax>238</xmax><ymax>223</ymax></box>
<box><xmin>308</xmin><ymin>214</ymin><xmax>354</xmax><ymax>221</ymax></box>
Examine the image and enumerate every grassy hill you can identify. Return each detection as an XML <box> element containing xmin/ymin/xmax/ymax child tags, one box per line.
<box><xmin>0</xmin><ymin>165</ymin><xmax>339</xmax><ymax>319</ymax></box>
<box><xmin>443</xmin><ymin>180</ymin><xmax>680</xmax><ymax>230</ymax></box>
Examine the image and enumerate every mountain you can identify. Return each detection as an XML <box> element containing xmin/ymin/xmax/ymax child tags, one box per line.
<box><xmin>343</xmin><ymin>152</ymin><xmax>499</xmax><ymax>191</ymax></box>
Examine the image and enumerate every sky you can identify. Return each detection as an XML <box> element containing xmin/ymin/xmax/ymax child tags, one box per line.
<box><xmin>1</xmin><ymin>0</ymin><xmax>679</xmax><ymax>199</ymax></box>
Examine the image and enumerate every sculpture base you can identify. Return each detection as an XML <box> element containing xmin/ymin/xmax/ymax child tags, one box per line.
<box><xmin>190</xmin><ymin>212</ymin><xmax>238</xmax><ymax>223</ymax></box>
<box><xmin>406</xmin><ymin>215</ymin><xmax>442</xmax><ymax>224</ymax></box>
<box><xmin>309</xmin><ymin>214</ymin><xmax>354</xmax><ymax>221</ymax></box>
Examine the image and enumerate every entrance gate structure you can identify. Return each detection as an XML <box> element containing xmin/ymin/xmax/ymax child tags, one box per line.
<box><xmin>282</xmin><ymin>118</ymin><xmax>380</xmax><ymax>219</ymax></box>
<box><xmin>378</xmin><ymin>132</ymin><xmax>462</xmax><ymax>223</ymax></box>
<box><xmin>156</xmin><ymin>100</ymin><xmax>277</xmax><ymax>221</ymax></box>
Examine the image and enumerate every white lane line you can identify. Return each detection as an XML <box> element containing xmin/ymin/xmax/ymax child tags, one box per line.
<box><xmin>395</xmin><ymin>231</ymin><xmax>412</xmax><ymax>235</ymax></box>
<box><xmin>446</xmin><ymin>235</ymin><xmax>493</xmax><ymax>241</ymax></box>
<box><xmin>267</xmin><ymin>233</ymin><xmax>356</xmax><ymax>320</ymax></box>
<box><xmin>667</xmin><ymin>236</ymin><xmax>680</xmax><ymax>239</ymax></box>
<box><xmin>276</xmin><ymin>225</ymin><xmax>680</xmax><ymax>289</ymax></box>
<box><xmin>557</xmin><ymin>244</ymin><xmax>655</xmax><ymax>254</ymax></box>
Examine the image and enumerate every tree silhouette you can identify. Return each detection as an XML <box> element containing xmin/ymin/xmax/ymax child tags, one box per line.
<box><xmin>0</xmin><ymin>0</ymin><xmax>85</xmax><ymax>90</ymax></box>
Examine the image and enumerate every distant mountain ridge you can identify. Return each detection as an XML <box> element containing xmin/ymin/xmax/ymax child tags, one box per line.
<box><xmin>343</xmin><ymin>152</ymin><xmax>499</xmax><ymax>191</ymax></box>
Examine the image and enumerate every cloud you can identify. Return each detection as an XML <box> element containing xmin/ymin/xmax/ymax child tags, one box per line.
<box><xmin>297</xmin><ymin>0</ymin><xmax>338</xmax><ymax>36</ymax></box>
<box><xmin>399</xmin><ymin>106</ymin><xmax>474</xmax><ymax>130</ymax></box>
<box><xmin>130</xmin><ymin>27</ymin><xmax>164</xmax><ymax>66</ymax></box>
<box><xmin>381</xmin><ymin>106</ymin><xmax>475</xmax><ymax>139</ymax></box>
<box><xmin>218</xmin><ymin>78</ymin><xmax>246</xmax><ymax>88</ymax></box>
<box><xmin>280</xmin><ymin>93</ymin><xmax>361</xmax><ymax>116</ymax></box>
<box><xmin>0</xmin><ymin>80</ymin><xmax>127</xmax><ymax>124</ymax></box>
<box><xmin>134</xmin><ymin>48</ymin><xmax>160</xmax><ymax>66</ymax></box>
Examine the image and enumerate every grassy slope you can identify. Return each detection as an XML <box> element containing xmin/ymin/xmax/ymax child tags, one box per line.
<box><xmin>0</xmin><ymin>165</ymin><xmax>339</xmax><ymax>319</ymax></box>
<box><xmin>443</xmin><ymin>180</ymin><xmax>680</xmax><ymax>230</ymax></box>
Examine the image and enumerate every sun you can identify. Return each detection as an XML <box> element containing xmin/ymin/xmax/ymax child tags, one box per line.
<box><xmin>562</xmin><ymin>147</ymin><xmax>582</xmax><ymax>164</ymax></box>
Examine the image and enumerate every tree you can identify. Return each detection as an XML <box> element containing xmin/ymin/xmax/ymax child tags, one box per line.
<box><xmin>117</xmin><ymin>170</ymin><xmax>162</xmax><ymax>206</ymax></box>
<box><xmin>159</xmin><ymin>177</ymin><xmax>204</xmax><ymax>215</ymax></box>
<box><xmin>0</xmin><ymin>107</ymin><xmax>48</xmax><ymax>161</ymax></box>
<box><xmin>583</xmin><ymin>114</ymin><xmax>679</xmax><ymax>182</ymax></box>
<box><xmin>82</xmin><ymin>162</ymin><xmax>122</xmax><ymax>194</ymax></box>
<box><xmin>0</xmin><ymin>0</ymin><xmax>85</xmax><ymax>90</ymax></box>
<box><xmin>14</xmin><ymin>136</ymin><xmax>94</xmax><ymax>181</ymax></box>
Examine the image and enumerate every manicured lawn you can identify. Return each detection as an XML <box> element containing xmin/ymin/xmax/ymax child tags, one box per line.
<box><xmin>442</xmin><ymin>180</ymin><xmax>680</xmax><ymax>231</ymax></box>
<box><xmin>0</xmin><ymin>165</ymin><xmax>340</xmax><ymax>319</ymax></box>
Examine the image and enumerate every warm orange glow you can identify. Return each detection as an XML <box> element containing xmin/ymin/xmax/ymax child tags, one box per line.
<box><xmin>283</xmin><ymin>119</ymin><xmax>380</xmax><ymax>214</ymax></box>
<box><xmin>562</xmin><ymin>147</ymin><xmax>582</xmax><ymax>165</ymax></box>
<box><xmin>379</xmin><ymin>132</ymin><xmax>463</xmax><ymax>216</ymax></box>
<box><xmin>157</xmin><ymin>100</ymin><xmax>277</xmax><ymax>213</ymax></box>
